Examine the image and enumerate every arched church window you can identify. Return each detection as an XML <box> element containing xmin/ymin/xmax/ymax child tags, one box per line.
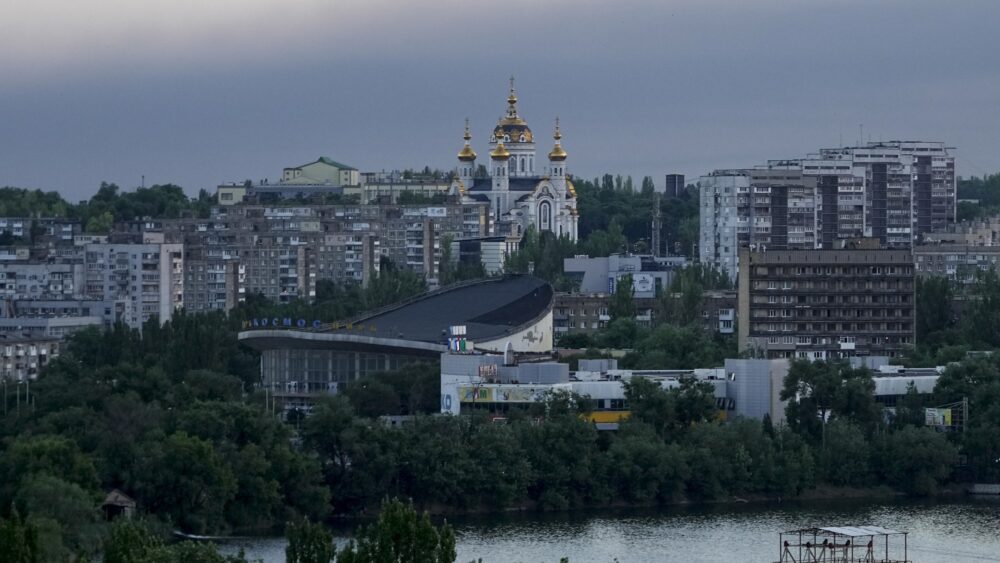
<box><xmin>504</xmin><ymin>135</ymin><xmax>510</xmax><ymax>142</ymax></box>
<box><xmin>519</xmin><ymin>157</ymin><xmax>525</xmax><ymax>172</ymax></box>
<box><xmin>519</xmin><ymin>134</ymin><xmax>526</xmax><ymax>142</ymax></box>
<box><xmin>539</xmin><ymin>201</ymin><xmax>552</xmax><ymax>231</ymax></box>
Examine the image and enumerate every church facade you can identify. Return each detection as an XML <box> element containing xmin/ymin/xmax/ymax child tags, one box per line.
<box><xmin>451</xmin><ymin>81</ymin><xmax>579</xmax><ymax>241</ymax></box>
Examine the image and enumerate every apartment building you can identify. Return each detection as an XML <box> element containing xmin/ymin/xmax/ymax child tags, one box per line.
<box><xmin>699</xmin><ymin>141</ymin><xmax>955</xmax><ymax>279</ymax></box>
<box><xmin>698</xmin><ymin>170</ymin><xmax>749</xmax><ymax>281</ymax></box>
<box><xmin>83</xmin><ymin>242</ymin><xmax>184</xmax><ymax>328</ymax></box>
<box><xmin>135</xmin><ymin>201</ymin><xmax>489</xmax><ymax>312</ymax></box>
<box><xmin>913</xmin><ymin>245</ymin><xmax>1000</xmax><ymax>287</ymax></box>
<box><xmin>738</xmin><ymin>247</ymin><xmax>915</xmax><ymax>360</ymax></box>
<box><xmin>0</xmin><ymin>334</ymin><xmax>60</xmax><ymax>381</ymax></box>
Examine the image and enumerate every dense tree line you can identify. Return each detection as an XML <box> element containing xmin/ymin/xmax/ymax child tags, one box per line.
<box><xmin>0</xmin><ymin>313</ymin><xmax>328</xmax><ymax>559</ymax></box>
<box><xmin>956</xmin><ymin>173</ymin><xmax>1000</xmax><ymax>221</ymax></box>
<box><xmin>573</xmin><ymin>175</ymin><xmax>699</xmax><ymax>257</ymax></box>
<box><xmin>910</xmin><ymin>269</ymin><xmax>1000</xmax><ymax>365</ymax></box>
<box><xmin>299</xmin><ymin>360</ymin><xmax>961</xmax><ymax>518</ymax></box>
<box><xmin>0</xmin><ymin>183</ymin><xmax>215</xmax><ymax>235</ymax></box>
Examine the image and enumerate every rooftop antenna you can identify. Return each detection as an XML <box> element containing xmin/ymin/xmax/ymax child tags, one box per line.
<box><xmin>858</xmin><ymin>124</ymin><xmax>863</xmax><ymax>146</ymax></box>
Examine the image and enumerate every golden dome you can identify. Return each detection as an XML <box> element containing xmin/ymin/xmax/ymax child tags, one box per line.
<box><xmin>548</xmin><ymin>118</ymin><xmax>567</xmax><ymax>161</ymax></box>
<box><xmin>458</xmin><ymin>119</ymin><xmax>477</xmax><ymax>161</ymax></box>
<box><xmin>566</xmin><ymin>178</ymin><xmax>577</xmax><ymax>197</ymax></box>
<box><xmin>458</xmin><ymin>145</ymin><xmax>477</xmax><ymax>161</ymax></box>
<box><xmin>493</xmin><ymin>77</ymin><xmax>532</xmax><ymax>142</ymax></box>
<box><xmin>490</xmin><ymin>140</ymin><xmax>511</xmax><ymax>159</ymax></box>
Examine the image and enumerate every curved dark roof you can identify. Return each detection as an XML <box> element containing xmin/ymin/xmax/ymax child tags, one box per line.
<box><xmin>239</xmin><ymin>276</ymin><xmax>553</xmax><ymax>353</ymax></box>
<box><xmin>353</xmin><ymin>275</ymin><xmax>552</xmax><ymax>343</ymax></box>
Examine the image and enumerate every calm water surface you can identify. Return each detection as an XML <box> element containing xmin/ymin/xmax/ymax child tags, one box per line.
<box><xmin>220</xmin><ymin>497</ymin><xmax>1000</xmax><ymax>563</ymax></box>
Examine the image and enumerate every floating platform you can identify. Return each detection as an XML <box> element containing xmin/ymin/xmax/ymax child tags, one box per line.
<box><xmin>775</xmin><ymin>526</ymin><xmax>910</xmax><ymax>563</ymax></box>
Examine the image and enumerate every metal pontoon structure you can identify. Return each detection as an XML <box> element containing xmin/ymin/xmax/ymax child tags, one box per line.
<box><xmin>775</xmin><ymin>526</ymin><xmax>910</xmax><ymax>563</ymax></box>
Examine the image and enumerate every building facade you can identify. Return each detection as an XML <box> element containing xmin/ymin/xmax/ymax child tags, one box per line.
<box><xmin>699</xmin><ymin>141</ymin><xmax>955</xmax><ymax>279</ymax></box>
<box><xmin>698</xmin><ymin>170</ymin><xmax>749</xmax><ymax>281</ymax></box>
<box><xmin>913</xmin><ymin>244</ymin><xmax>1000</xmax><ymax>287</ymax></box>
<box><xmin>0</xmin><ymin>334</ymin><xmax>60</xmax><ymax>381</ymax></box>
<box><xmin>738</xmin><ymin>247</ymin><xmax>915</xmax><ymax>359</ymax></box>
<box><xmin>563</xmin><ymin>254</ymin><xmax>687</xmax><ymax>296</ymax></box>
<box><xmin>83</xmin><ymin>242</ymin><xmax>184</xmax><ymax>327</ymax></box>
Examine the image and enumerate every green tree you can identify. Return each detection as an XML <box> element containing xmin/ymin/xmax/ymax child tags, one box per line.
<box><xmin>336</xmin><ymin>498</ymin><xmax>456</xmax><ymax>563</ymax></box>
<box><xmin>103</xmin><ymin>519</ymin><xmax>164</xmax><ymax>563</ymax></box>
<box><xmin>0</xmin><ymin>434</ymin><xmax>100</xmax><ymax>507</ymax></box>
<box><xmin>640</xmin><ymin>176</ymin><xmax>655</xmax><ymax>195</ymax></box>
<box><xmin>84</xmin><ymin>210</ymin><xmax>114</xmax><ymax>234</ymax></box>
<box><xmin>874</xmin><ymin>426</ymin><xmax>957</xmax><ymax>495</ymax></box>
<box><xmin>892</xmin><ymin>383</ymin><xmax>927</xmax><ymax>429</ymax></box>
<box><xmin>964</xmin><ymin>268</ymin><xmax>1000</xmax><ymax>348</ymax></box>
<box><xmin>916</xmin><ymin>276</ymin><xmax>953</xmax><ymax>341</ymax></box>
<box><xmin>133</xmin><ymin>432</ymin><xmax>237</xmax><ymax>533</ymax></box>
<box><xmin>365</xmin><ymin>258</ymin><xmax>427</xmax><ymax>309</ymax></box>
<box><xmin>14</xmin><ymin>474</ymin><xmax>103</xmax><ymax>561</ymax></box>
<box><xmin>286</xmin><ymin>518</ymin><xmax>336</xmax><ymax>563</ymax></box>
<box><xmin>0</xmin><ymin>512</ymin><xmax>40</xmax><ymax>563</ymax></box>
<box><xmin>815</xmin><ymin>420</ymin><xmax>872</xmax><ymax>487</ymax></box>
<box><xmin>609</xmin><ymin>274</ymin><xmax>635</xmax><ymax>321</ymax></box>
<box><xmin>780</xmin><ymin>360</ymin><xmax>880</xmax><ymax>442</ymax></box>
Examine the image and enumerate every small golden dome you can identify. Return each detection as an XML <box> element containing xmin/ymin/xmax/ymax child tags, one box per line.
<box><xmin>458</xmin><ymin>145</ymin><xmax>477</xmax><ymax>161</ymax></box>
<box><xmin>490</xmin><ymin>140</ymin><xmax>510</xmax><ymax>159</ymax></box>
<box><xmin>458</xmin><ymin>119</ymin><xmax>477</xmax><ymax>161</ymax></box>
<box><xmin>570</xmin><ymin>207</ymin><xmax>579</xmax><ymax>216</ymax></box>
<box><xmin>566</xmin><ymin>178</ymin><xmax>577</xmax><ymax>197</ymax></box>
<box><xmin>548</xmin><ymin>118</ymin><xmax>567</xmax><ymax>161</ymax></box>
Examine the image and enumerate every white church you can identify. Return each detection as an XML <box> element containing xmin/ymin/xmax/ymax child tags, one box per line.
<box><xmin>451</xmin><ymin>80</ymin><xmax>579</xmax><ymax>241</ymax></box>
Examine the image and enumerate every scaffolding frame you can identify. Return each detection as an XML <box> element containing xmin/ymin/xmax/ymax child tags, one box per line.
<box><xmin>776</xmin><ymin>526</ymin><xmax>910</xmax><ymax>563</ymax></box>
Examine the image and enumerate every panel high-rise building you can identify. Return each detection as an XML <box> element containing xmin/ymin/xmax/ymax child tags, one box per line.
<box><xmin>699</xmin><ymin>141</ymin><xmax>955</xmax><ymax>278</ymax></box>
<box><xmin>664</xmin><ymin>174</ymin><xmax>685</xmax><ymax>198</ymax></box>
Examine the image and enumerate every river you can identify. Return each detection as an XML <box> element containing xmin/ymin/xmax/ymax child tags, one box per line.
<box><xmin>219</xmin><ymin>497</ymin><xmax>1000</xmax><ymax>562</ymax></box>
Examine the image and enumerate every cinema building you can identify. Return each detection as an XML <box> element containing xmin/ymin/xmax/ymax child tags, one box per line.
<box><xmin>239</xmin><ymin>275</ymin><xmax>554</xmax><ymax>410</ymax></box>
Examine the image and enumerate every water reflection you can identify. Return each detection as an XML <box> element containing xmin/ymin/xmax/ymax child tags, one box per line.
<box><xmin>220</xmin><ymin>497</ymin><xmax>1000</xmax><ymax>563</ymax></box>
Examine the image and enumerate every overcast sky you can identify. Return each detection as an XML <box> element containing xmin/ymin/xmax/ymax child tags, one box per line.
<box><xmin>2</xmin><ymin>0</ymin><xmax>998</xmax><ymax>200</ymax></box>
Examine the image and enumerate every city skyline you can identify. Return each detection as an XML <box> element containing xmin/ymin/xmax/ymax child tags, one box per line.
<box><xmin>2</xmin><ymin>0</ymin><xmax>999</xmax><ymax>200</ymax></box>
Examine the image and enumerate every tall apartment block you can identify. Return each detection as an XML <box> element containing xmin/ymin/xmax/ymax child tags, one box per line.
<box><xmin>664</xmin><ymin>174</ymin><xmax>685</xmax><ymax>197</ymax></box>
<box><xmin>698</xmin><ymin>170</ymin><xmax>749</xmax><ymax>281</ymax></box>
<box><xmin>737</xmin><ymin>247</ymin><xmax>915</xmax><ymax>360</ymax></box>
<box><xmin>699</xmin><ymin>141</ymin><xmax>955</xmax><ymax>278</ymax></box>
<box><xmin>817</xmin><ymin>141</ymin><xmax>956</xmax><ymax>245</ymax></box>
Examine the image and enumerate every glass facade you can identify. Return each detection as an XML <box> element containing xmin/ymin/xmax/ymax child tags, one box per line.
<box><xmin>261</xmin><ymin>348</ymin><xmax>426</xmax><ymax>395</ymax></box>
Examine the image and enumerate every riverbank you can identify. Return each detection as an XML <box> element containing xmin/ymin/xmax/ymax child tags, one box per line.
<box><xmin>330</xmin><ymin>483</ymin><xmax>969</xmax><ymax>522</ymax></box>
